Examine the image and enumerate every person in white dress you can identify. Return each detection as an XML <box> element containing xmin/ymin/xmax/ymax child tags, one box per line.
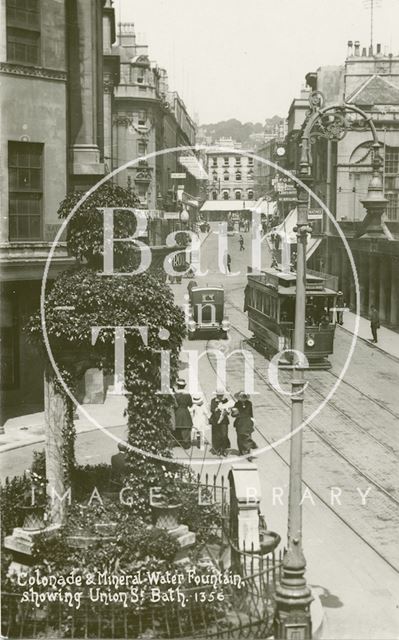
<box><xmin>190</xmin><ymin>393</ymin><xmax>211</xmax><ymax>448</ymax></box>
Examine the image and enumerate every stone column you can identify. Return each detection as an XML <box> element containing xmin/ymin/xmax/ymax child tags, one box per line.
<box><xmin>358</xmin><ymin>252</ymin><xmax>368</xmax><ymax>315</ymax></box>
<box><xmin>379</xmin><ymin>257</ymin><xmax>389</xmax><ymax>323</ymax></box>
<box><xmin>103</xmin><ymin>79</ymin><xmax>113</xmax><ymax>172</ymax></box>
<box><xmin>390</xmin><ymin>257</ymin><xmax>399</xmax><ymax>326</ymax></box>
<box><xmin>349</xmin><ymin>251</ymin><xmax>357</xmax><ymax>311</ymax></box>
<box><xmin>44</xmin><ymin>366</ymin><xmax>71</xmax><ymax>525</ymax></box>
<box><xmin>368</xmin><ymin>254</ymin><xmax>379</xmax><ymax>312</ymax></box>
<box><xmin>68</xmin><ymin>0</ymin><xmax>104</xmax><ymax>180</ymax></box>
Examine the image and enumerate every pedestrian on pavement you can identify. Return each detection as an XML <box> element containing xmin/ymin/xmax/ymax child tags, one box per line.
<box><xmin>173</xmin><ymin>379</ymin><xmax>193</xmax><ymax>449</ymax></box>
<box><xmin>233</xmin><ymin>392</ymin><xmax>256</xmax><ymax>455</ymax></box>
<box><xmin>190</xmin><ymin>393</ymin><xmax>210</xmax><ymax>448</ymax></box>
<box><xmin>370</xmin><ymin>305</ymin><xmax>380</xmax><ymax>343</ymax></box>
<box><xmin>226</xmin><ymin>253</ymin><xmax>232</xmax><ymax>273</ymax></box>
<box><xmin>209</xmin><ymin>388</ymin><xmax>231</xmax><ymax>456</ymax></box>
<box><xmin>336</xmin><ymin>291</ymin><xmax>345</xmax><ymax>325</ymax></box>
<box><xmin>239</xmin><ymin>235</ymin><xmax>245</xmax><ymax>251</ymax></box>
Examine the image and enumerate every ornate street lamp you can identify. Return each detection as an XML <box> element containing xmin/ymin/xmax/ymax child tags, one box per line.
<box><xmin>274</xmin><ymin>89</ymin><xmax>386</xmax><ymax>639</ymax></box>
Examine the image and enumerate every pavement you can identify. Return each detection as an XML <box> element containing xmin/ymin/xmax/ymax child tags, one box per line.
<box><xmin>1</xmin><ymin>226</ymin><xmax>399</xmax><ymax>639</ymax></box>
<box><xmin>339</xmin><ymin>309</ymin><xmax>399</xmax><ymax>360</ymax></box>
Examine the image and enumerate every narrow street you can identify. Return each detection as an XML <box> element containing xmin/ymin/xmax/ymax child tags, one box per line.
<box><xmin>1</xmin><ymin>226</ymin><xmax>399</xmax><ymax>639</ymax></box>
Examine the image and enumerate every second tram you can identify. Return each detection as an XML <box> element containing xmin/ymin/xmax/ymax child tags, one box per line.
<box><xmin>244</xmin><ymin>267</ymin><xmax>338</xmax><ymax>369</ymax></box>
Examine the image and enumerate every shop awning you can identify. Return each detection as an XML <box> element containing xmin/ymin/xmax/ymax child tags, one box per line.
<box><xmin>268</xmin><ymin>208</ymin><xmax>322</xmax><ymax>259</ymax></box>
<box><xmin>250</xmin><ymin>197</ymin><xmax>277</xmax><ymax>216</ymax></box>
<box><xmin>200</xmin><ymin>200</ymin><xmax>254</xmax><ymax>212</ymax></box>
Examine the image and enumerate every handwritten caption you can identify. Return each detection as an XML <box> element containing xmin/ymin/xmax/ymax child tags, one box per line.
<box><xmin>16</xmin><ymin>568</ymin><xmax>243</xmax><ymax>609</ymax></box>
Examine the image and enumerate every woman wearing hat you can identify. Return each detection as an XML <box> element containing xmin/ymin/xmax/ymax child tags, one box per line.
<box><xmin>233</xmin><ymin>392</ymin><xmax>256</xmax><ymax>456</ymax></box>
<box><xmin>190</xmin><ymin>393</ymin><xmax>210</xmax><ymax>448</ymax></box>
<box><xmin>209</xmin><ymin>389</ymin><xmax>231</xmax><ymax>456</ymax></box>
<box><xmin>173</xmin><ymin>379</ymin><xmax>193</xmax><ymax>449</ymax></box>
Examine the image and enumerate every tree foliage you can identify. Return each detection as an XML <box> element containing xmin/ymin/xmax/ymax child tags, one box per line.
<box><xmin>57</xmin><ymin>183</ymin><xmax>140</xmax><ymax>267</ymax></box>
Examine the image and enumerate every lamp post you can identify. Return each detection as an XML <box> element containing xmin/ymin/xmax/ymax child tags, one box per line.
<box><xmin>274</xmin><ymin>89</ymin><xmax>385</xmax><ymax>639</ymax></box>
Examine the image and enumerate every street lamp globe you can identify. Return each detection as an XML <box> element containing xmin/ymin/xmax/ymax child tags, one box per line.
<box><xmin>180</xmin><ymin>207</ymin><xmax>190</xmax><ymax>223</ymax></box>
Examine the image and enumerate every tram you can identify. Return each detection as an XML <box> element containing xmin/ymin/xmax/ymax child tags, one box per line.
<box><xmin>187</xmin><ymin>284</ymin><xmax>230</xmax><ymax>339</ymax></box>
<box><xmin>244</xmin><ymin>266</ymin><xmax>338</xmax><ymax>369</ymax></box>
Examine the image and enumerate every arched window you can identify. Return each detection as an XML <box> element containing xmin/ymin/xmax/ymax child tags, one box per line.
<box><xmin>248</xmin><ymin>190</ymin><xmax>254</xmax><ymax>200</ymax></box>
<box><xmin>235</xmin><ymin>191</ymin><xmax>242</xmax><ymax>200</ymax></box>
<box><xmin>212</xmin><ymin>191</ymin><xmax>217</xmax><ymax>200</ymax></box>
<box><xmin>212</xmin><ymin>170</ymin><xmax>218</xmax><ymax>180</ymax></box>
<box><xmin>223</xmin><ymin>191</ymin><xmax>229</xmax><ymax>200</ymax></box>
<box><xmin>236</xmin><ymin>172</ymin><xmax>242</xmax><ymax>181</ymax></box>
<box><xmin>223</xmin><ymin>171</ymin><xmax>229</xmax><ymax>181</ymax></box>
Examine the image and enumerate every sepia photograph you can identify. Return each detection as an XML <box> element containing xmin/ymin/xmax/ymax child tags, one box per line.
<box><xmin>0</xmin><ymin>1</ymin><xmax>399</xmax><ymax>638</ymax></box>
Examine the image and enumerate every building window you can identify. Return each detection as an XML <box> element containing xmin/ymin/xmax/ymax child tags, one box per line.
<box><xmin>212</xmin><ymin>191</ymin><xmax>217</xmax><ymax>200</ymax></box>
<box><xmin>248</xmin><ymin>157</ymin><xmax>254</xmax><ymax>166</ymax></box>
<box><xmin>137</xmin><ymin>110</ymin><xmax>147</xmax><ymax>125</ymax></box>
<box><xmin>235</xmin><ymin>191</ymin><xmax>242</xmax><ymax>200</ymax></box>
<box><xmin>223</xmin><ymin>171</ymin><xmax>229</xmax><ymax>181</ymax></box>
<box><xmin>384</xmin><ymin>146</ymin><xmax>399</xmax><ymax>221</ymax></box>
<box><xmin>212</xmin><ymin>158</ymin><xmax>217</xmax><ymax>167</ymax></box>
<box><xmin>138</xmin><ymin>141</ymin><xmax>147</xmax><ymax>157</ymax></box>
<box><xmin>386</xmin><ymin>193</ymin><xmax>398</xmax><ymax>221</ymax></box>
<box><xmin>235</xmin><ymin>157</ymin><xmax>241</xmax><ymax>166</ymax></box>
<box><xmin>224</xmin><ymin>157</ymin><xmax>229</xmax><ymax>166</ymax></box>
<box><xmin>385</xmin><ymin>147</ymin><xmax>399</xmax><ymax>174</ymax></box>
<box><xmin>6</xmin><ymin>0</ymin><xmax>40</xmax><ymax>65</ymax></box>
<box><xmin>223</xmin><ymin>191</ymin><xmax>229</xmax><ymax>200</ymax></box>
<box><xmin>8</xmin><ymin>141</ymin><xmax>43</xmax><ymax>241</ymax></box>
<box><xmin>236</xmin><ymin>172</ymin><xmax>242</xmax><ymax>181</ymax></box>
<box><xmin>248</xmin><ymin>169</ymin><xmax>254</xmax><ymax>180</ymax></box>
<box><xmin>248</xmin><ymin>190</ymin><xmax>254</xmax><ymax>200</ymax></box>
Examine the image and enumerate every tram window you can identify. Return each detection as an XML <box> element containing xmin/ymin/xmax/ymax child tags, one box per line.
<box><xmin>265</xmin><ymin>294</ymin><xmax>270</xmax><ymax>316</ymax></box>
<box><xmin>280</xmin><ymin>298</ymin><xmax>294</xmax><ymax>323</ymax></box>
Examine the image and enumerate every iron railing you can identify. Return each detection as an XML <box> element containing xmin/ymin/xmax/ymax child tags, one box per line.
<box><xmin>1</xmin><ymin>473</ymin><xmax>282</xmax><ymax>639</ymax></box>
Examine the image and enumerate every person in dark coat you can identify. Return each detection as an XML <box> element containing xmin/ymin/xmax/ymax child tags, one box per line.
<box><xmin>173</xmin><ymin>379</ymin><xmax>193</xmax><ymax>449</ymax></box>
<box><xmin>111</xmin><ymin>441</ymin><xmax>129</xmax><ymax>485</ymax></box>
<box><xmin>370</xmin><ymin>305</ymin><xmax>380</xmax><ymax>343</ymax></box>
<box><xmin>209</xmin><ymin>389</ymin><xmax>231</xmax><ymax>456</ymax></box>
<box><xmin>233</xmin><ymin>393</ymin><xmax>256</xmax><ymax>455</ymax></box>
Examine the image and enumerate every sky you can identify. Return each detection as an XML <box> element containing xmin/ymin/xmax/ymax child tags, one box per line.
<box><xmin>114</xmin><ymin>0</ymin><xmax>399</xmax><ymax>125</ymax></box>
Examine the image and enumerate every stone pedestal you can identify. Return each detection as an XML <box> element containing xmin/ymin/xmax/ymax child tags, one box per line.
<box><xmin>82</xmin><ymin>368</ymin><xmax>107</xmax><ymax>404</ymax></box>
<box><xmin>4</xmin><ymin>525</ymin><xmax>60</xmax><ymax>576</ymax></box>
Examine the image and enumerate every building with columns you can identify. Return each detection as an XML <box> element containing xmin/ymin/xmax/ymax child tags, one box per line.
<box><xmin>0</xmin><ymin>0</ymin><xmax>118</xmax><ymax>414</ymax></box>
<box><xmin>284</xmin><ymin>42</ymin><xmax>399</xmax><ymax>328</ymax></box>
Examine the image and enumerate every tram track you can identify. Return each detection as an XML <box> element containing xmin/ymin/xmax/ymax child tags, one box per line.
<box><xmin>225</xmin><ymin>294</ymin><xmax>399</xmax><ymax>453</ymax></box>
<box><xmin>229</xmin><ymin>317</ymin><xmax>399</xmax><ymax>506</ymax></box>
<box><xmin>204</xmin><ymin>324</ymin><xmax>399</xmax><ymax>573</ymax></box>
<box><xmin>226</xmin><ymin>290</ymin><xmax>399</xmax><ymax>418</ymax></box>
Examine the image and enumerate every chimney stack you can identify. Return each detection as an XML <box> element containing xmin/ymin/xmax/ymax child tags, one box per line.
<box><xmin>362</xmin><ymin>47</ymin><xmax>367</xmax><ymax>56</ymax></box>
<box><xmin>376</xmin><ymin>43</ymin><xmax>381</xmax><ymax>55</ymax></box>
<box><xmin>347</xmin><ymin>40</ymin><xmax>353</xmax><ymax>57</ymax></box>
<box><xmin>369</xmin><ymin>45</ymin><xmax>373</xmax><ymax>56</ymax></box>
<box><xmin>354</xmin><ymin>41</ymin><xmax>360</xmax><ymax>56</ymax></box>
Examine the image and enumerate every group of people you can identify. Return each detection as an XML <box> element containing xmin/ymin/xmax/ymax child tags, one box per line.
<box><xmin>172</xmin><ymin>380</ymin><xmax>257</xmax><ymax>458</ymax></box>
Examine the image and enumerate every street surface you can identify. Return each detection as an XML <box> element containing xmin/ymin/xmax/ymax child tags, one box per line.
<box><xmin>1</xmin><ymin>224</ymin><xmax>399</xmax><ymax>639</ymax></box>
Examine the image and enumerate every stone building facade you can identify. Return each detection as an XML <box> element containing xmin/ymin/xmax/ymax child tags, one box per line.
<box><xmin>283</xmin><ymin>43</ymin><xmax>399</xmax><ymax>328</ymax></box>
<box><xmin>112</xmin><ymin>24</ymin><xmax>198</xmax><ymax>215</ymax></box>
<box><xmin>207</xmin><ymin>139</ymin><xmax>255</xmax><ymax>202</ymax></box>
<box><xmin>0</xmin><ymin>0</ymin><xmax>118</xmax><ymax>415</ymax></box>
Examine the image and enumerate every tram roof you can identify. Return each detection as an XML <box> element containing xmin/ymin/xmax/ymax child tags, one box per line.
<box><xmin>247</xmin><ymin>267</ymin><xmax>337</xmax><ymax>295</ymax></box>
